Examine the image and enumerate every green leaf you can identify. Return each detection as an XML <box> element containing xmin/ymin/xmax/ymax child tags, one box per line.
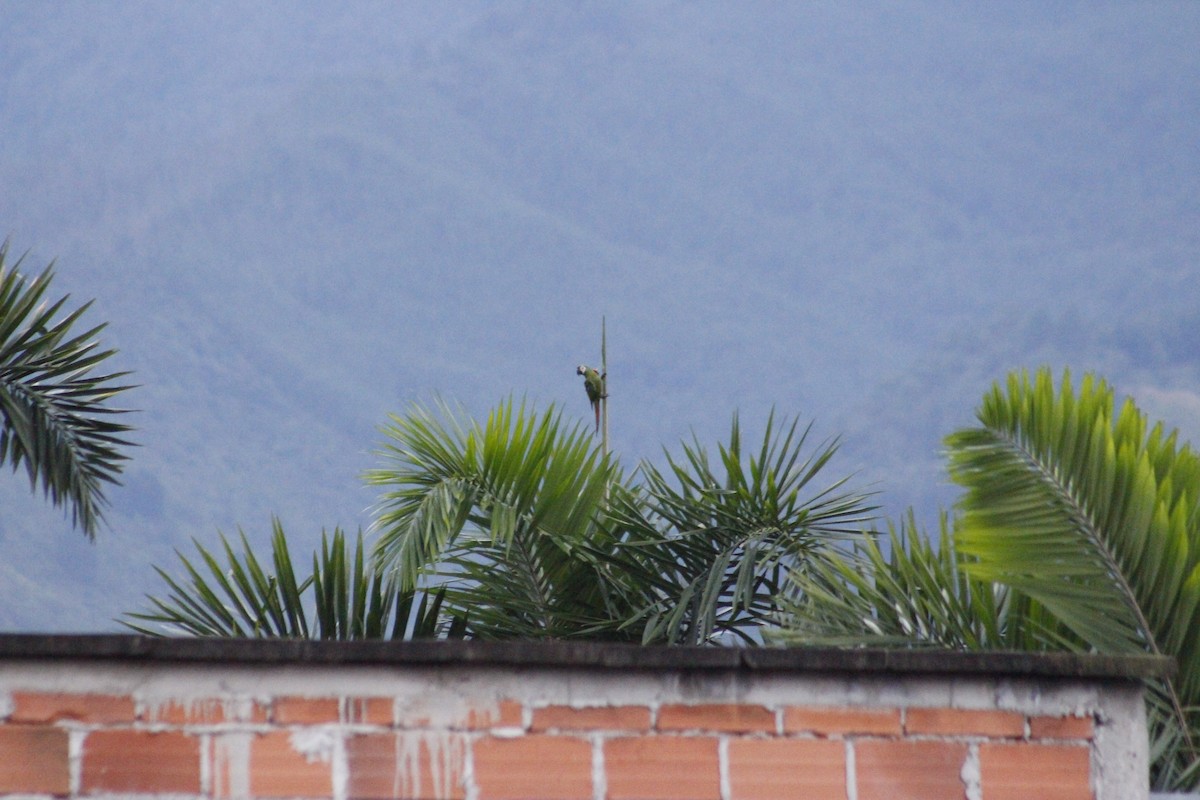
<box><xmin>365</xmin><ymin>398</ymin><xmax>629</xmax><ymax>638</ymax></box>
<box><xmin>947</xmin><ymin>367</ymin><xmax>1200</xmax><ymax>791</ymax></box>
<box><xmin>0</xmin><ymin>240</ymin><xmax>136</xmax><ymax>537</ymax></box>
<box><xmin>774</xmin><ymin>511</ymin><xmax>1029</xmax><ymax>650</ymax></box>
<box><xmin>121</xmin><ymin>518</ymin><xmax>444</xmax><ymax>641</ymax></box>
<box><xmin>602</xmin><ymin>411</ymin><xmax>877</xmax><ymax>644</ymax></box>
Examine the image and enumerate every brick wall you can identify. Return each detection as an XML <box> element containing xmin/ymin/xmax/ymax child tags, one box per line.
<box><xmin>0</xmin><ymin>637</ymin><xmax>1165</xmax><ymax>800</ymax></box>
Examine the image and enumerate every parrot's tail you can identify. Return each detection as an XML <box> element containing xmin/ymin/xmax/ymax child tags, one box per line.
<box><xmin>594</xmin><ymin>402</ymin><xmax>600</xmax><ymax>433</ymax></box>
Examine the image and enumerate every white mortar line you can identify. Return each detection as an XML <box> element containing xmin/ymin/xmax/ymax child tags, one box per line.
<box><xmin>591</xmin><ymin>732</ymin><xmax>606</xmax><ymax>800</ymax></box>
<box><xmin>844</xmin><ymin>739</ymin><xmax>857</xmax><ymax>800</ymax></box>
<box><xmin>962</xmin><ymin>742</ymin><xmax>982</xmax><ymax>800</ymax></box>
<box><xmin>68</xmin><ymin>729</ymin><xmax>85</xmax><ymax>797</ymax></box>
<box><xmin>198</xmin><ymin>733</ymin><xmax>211</xmax><ymax>796</ymax></box>
<box><xmin>718</xmin><ymin>736</ymin><xmax>731</xmax><ymax>800</ymax></box>
<box><xmin>331</xmin><ymin>733</ymin><xmax>348</xmax><ymax>800</ymax></box>
<box><xmin>463</xmin><ymin>732</ymin><xmax>478</xmax><ymax>800</ymax></box>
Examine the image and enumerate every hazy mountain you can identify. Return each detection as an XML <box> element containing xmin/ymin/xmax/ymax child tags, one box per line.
<box><xmin>1</xmin><ymin>1</ymin><xmax>1196</xmax><ymax>630</ymax></box>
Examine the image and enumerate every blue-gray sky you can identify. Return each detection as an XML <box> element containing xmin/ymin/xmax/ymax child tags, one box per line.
<box><xmin>1</xmin><ymin>2</ymin><xmax>1197</xmax><ymax>630</ymax></box>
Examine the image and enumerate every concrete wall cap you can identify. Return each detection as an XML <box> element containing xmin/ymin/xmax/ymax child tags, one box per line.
<box><xmin>0</xmin><ymin>635</ymin><xmax>1173</xmax><ymax>681</ymax></box>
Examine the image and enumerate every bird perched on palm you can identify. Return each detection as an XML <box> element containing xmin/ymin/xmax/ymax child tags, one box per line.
<box><xmin>576</xmin><ymin>364</ymin><xmax>605</xmax><ymax>433</ymax></box>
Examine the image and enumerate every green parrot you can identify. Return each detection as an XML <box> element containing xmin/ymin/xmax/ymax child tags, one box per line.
<box><xmin>576</xmin><ymin>364</ymin><xmax>604</xmax><ymax>432</ymax></box>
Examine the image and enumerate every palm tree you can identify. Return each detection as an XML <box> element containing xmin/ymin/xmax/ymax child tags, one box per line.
<box><xmin>127</xmin><ymin>400</ymin><xmax>627</xmax><ymax>640</ymax></box>
<box><xmin>778</xmin><ymin>513</ymin><xmax>1020</xmax><ymax>650</ymax></box>
<box><xmin>949</xmin><ymin>368</ymin><xmax>1200</xmax><ymax>790</ymax></box>
<box><xmin>122</xmin><ymin>364</ymin><xmax>1200</xmax><ymax>787</ymax></box>
<box><xmin>778</xmin><ymin>367</ymin><xmax>1200</xmax><ymax>791</ymax></box>
<box><xmin>129</xmin><ymin>398</ymin><xmax>875</xmax><ymax>644</ymax></box>
<box><xmin>364</xmin><ymin>400</ymin><xmax>877</xmax><ymax>643</ymax></box>
<box><xmin>122</xmin><ymin>518</ymin><xmax>449</xmax><ymax>639</ymax></box>
<box><xmin>0</xmin><ymin>241</ymin><xmax>135</xmax><ymax>538</ymax></box>
<box><xmin>364</xmin><ymin>398</ymin><xmax>628</xmax><ymax>639</ymax></box>
<box><xmin>602</xmin><ymin>413</ymin><xmax>877</xmax><ymax>644</ymax></box>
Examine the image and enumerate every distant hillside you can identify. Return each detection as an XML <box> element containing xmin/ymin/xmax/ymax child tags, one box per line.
<box><xmin>0</xmin><ymin>2</ymin><xmax>1196</xmax><ymax>630</ymax></box>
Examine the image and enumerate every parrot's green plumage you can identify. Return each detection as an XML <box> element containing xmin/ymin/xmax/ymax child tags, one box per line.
<box><xmin>576</xmin><ymin>364</ymin><xmax>604</xmax><ymax>432</ymax></box>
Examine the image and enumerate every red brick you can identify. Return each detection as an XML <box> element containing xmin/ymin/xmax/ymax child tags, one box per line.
<box><xmin>605</xmin><ymin>736</ymin><xmax>720</xmax><ymax>800</ymax></box>
<box><xmin>0</xmin><ymin>726</ymin><xmax>70</xmax><ymax>794</ymax></box>
<box><xmin>904</xmin><ymin>707</ymin><xmax>1024</xmax><ymax>738</ymax></box>
<box><xmin>152</xmin><ymin>699</ymin><xmax>221</xmax><ymax>725</ymax></box>
<box><xmin>1030</xmin><ymin>715</ymin><xmax>1095</xmax><ymax>740</ymax></box>
<box><xmin>728</xmin><ymin>738</ymin><xmax>847</xmax><ymax>800</ymax></box>
<box><xmin>346</xmin><ymin>732</ymin><xmax>468</xmax><ymax>799</ymax></box>
<box><xmin>11</xmin><ymin>691</ymin><xmax>136</xmax><ymax>724</ymax></box>
<box><xmin>249</xmin><ymin>730</ymin><xmax>334</xmax><ymax>798</ymax></box>
<box><xmin>81</xmin><ymin>730</ymin><xmax>200</xmax><ymax>793</ymax></box>
<box><xmin>855</xmin><ymin>740</ymin><xmax>967</xmax><ymax>800</ymax></box>
<box><xmin>144</xmin><ymin>698</ymin><xmax>230</xmax><ymax>724</ymax></box>
<box><xmin>474</xmin><ymin>735</ymin><xmax>592</xmax><ymax>799</ymax></box>
<box><xmin>148</xmin><ymin>697</ymin><xmax>270</xmax><ymax>725</ymax></box>
<box><xmin>981</xmin><ymin>743</ymin><xmax>1092</xmax><ymax>800</ymax></box>
<box><xmin>531</xmin><ymin>705</ymin><xmax>651</xmax><ymax>732</ymax></box>
<box><xmin>247</xmin><ymin>700</ymin><xmax>272</xmax><ymax>723</ymax></box>
<box><xmin>464</xmin><ymin>700</ymin><xmax>525</xmax><ymax>730</ymax></box>
<box><xmin>346</xmin><ymin>696</ymin><xmax>396</xmax><ymax>726</ymax></box>
<box><xmin>274</xmin><ymin>695</ymin><xmax>341</xmax><ymax>724</ymax></box>
<box><xmin>657</xmin><ymin>703</ymin><xmax>775</xmax><ymax>733</ymax></box>
<box><xmin>784</xmin><ymin>707</ymin><xmax>901</xmax><ymax>737</ymax></box>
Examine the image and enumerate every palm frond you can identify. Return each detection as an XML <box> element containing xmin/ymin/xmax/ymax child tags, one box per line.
<box><xmin>121</xmin><ymin>519</ymin><xmax>447</xmax><ymax>639</ymax></box>
<box><xmin>437</xmin><ymin>529</ymin><xmax>635</xmax><ymax>640</ymax></box>
<box><xmin>772</xmin><ymin>511</ymin><xmax>1057</xmax><ymax>650</ymax></box>
<box><xmin>601</xmin><ymin>412</ymin><xmax>878</xmax><ymax>644</ymax></box>
<box><xmin>0</xmin><ymin>241</ymin><xmax>136</xmax><ymax>538</ymax></box>
<box><xmin>364</xmin><ymin>398</ymin><xmax>627</xmax><ymax>637</ymax></box>
<box><xmin>947</xmin><ymin>367</ymin><xmax>1200</xmax><ymax>790</ymax></box>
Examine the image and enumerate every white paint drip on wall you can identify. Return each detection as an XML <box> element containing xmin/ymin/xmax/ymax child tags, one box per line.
<box><xmin>212</xmin><ymin>732</ymin><xmax>253</xmax><ymax>799</ymax></box>
<box><xmin>462</xmin><ymin>734</ymin><xmax>479</xmax><ymax>800</ymax></box>
<box><xmin>961</xmin><ymin>742</ymin><xmax>982</xmax><ymax>800</ymax></box>
<box><xmin>845</xmin><ymin>740</ymin><xmax>858</xmax><ymax>800</ymax></box>
<box><xmin>0</xmin><ymin>662</ymin><xmax>1136</xmax><ymax>727</ymax></box>
<box><xmin>0</xmin><ymin>660</ymin><xmax>1149</xmax><ymax>800</ymax></box>
<box><xmin>717</xmin><ymin>737</ymin><xmax>731</xmax><ymax>800</ymax></box>
<box><xmin>68</xmin><ymin>730</ymin><xmax>85</xmax><ymax>797</ymax></box>
<box><xmin>395</xmin><ymin>691</ymin><xmax>485</xmax><ymax>730</ymax></box>
<box><xmin>289</xmin><ymin>727</ymin><xmax>337</xmax><ymax>763</ymax></box>
<box><xmin>330</xmin><ymin>735</ymin><xmax>348</xmax><ymax>800</ymax></box>
<box><xmin>199</xmin><ymin>734</ymin><xmax>211</xmax><ymax>796</ymax></box>
<box><xmin>392</xmin><ymin>730</ymin><xmax>466</xmax><ymax>800</ymax></box>
<box><xmin>345</xmin><ymin>695</ymin><xmax>394</xmax><ymax>726</ymax></box>
<box><xmin>590</xmin><ymin>733</ymin><xmax>606</xmax><ymax>800</ymax></box>
<box><xmin>139</xmin><ymin>695</ymin><xmax>248</xmax><ymax>726</ymax></box>
<box><xmin>289</xmin><ymin>727</ymin><xmax>345</xmax><ymax>800</ymax></box>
